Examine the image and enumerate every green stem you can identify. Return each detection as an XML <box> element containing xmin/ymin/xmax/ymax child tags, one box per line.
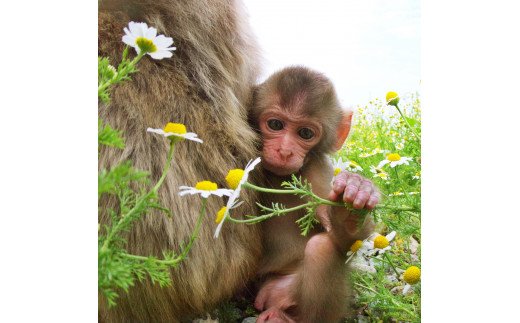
<box><xmin>120</xmin><ymin>198</ymin><xmax>207</xmax><ymax>266</ymax></box>
<box><xmin>354</xmin><ymin>282</ymin><xmax>414</xmax><ymax>317</ymax></box>
<box><xmin>179</xmin><ymin>198</ymin><xmax>207</xmax><ymax>259</ymax></box>
<box><xmin>377</xmin><ymin>204</ymin><xmax>418</xmax><ymax>211</ymax></box>
<box><xmin>152</xmin><ymin>141</ymin><xmax>176</xmax><ymax>192</ymax></box>
<box><xmin>227</xmin><ymin>202</ymin><xmax>313</xmax><ymax>224</ymax></box>
<box><xmin>98</xmin><ymin>51</ymin><xmax>146</xmax><ymax>96</ymax></box>
<box><xmin>121</xmin><ymin>252</ymin><xmax>181</xmax><ymax>266</ymax></box>
<box><xmin>101</xmin><ymin>141</ymin><xmax>176</xmax><ymax>253</ymax></box>
<box><xmin>383</xmin><ymin>253</ymin><xmax>400</xmax><ymax>277</ymax></box>
<box><xmin>242</xmin><ymin>182</ymin><xmax>303</xmax><ymax>195</ymax></box>
<box><xmin>237</xmin><ymin>180</ymin><xmax>419</xmax><ymax>225</ymax></box>
<box><xmin>354</xmin><ymin>282</ymin><xmax>378</xmax><ymax>294</ymax></box>
<box><xmin>395</xmin><ymin>105</ymin><xmax>421</xmax><ymax>141</ymax></box>
<box><xmin>393</xmin><ymin>168</ymin><xmax>414</xmax><ymax>205</ymax></box>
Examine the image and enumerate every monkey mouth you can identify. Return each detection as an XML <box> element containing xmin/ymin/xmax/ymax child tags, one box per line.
<box><xmin>262</xmin><ymin>160</ymin><xmax>300</xmax><ymax>176</ymax></box>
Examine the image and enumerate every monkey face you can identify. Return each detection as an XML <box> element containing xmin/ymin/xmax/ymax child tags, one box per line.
<box><xmin>258</xmin><ymin>109</ymin><xmax>322</xmax><ymax>176</ymax></box>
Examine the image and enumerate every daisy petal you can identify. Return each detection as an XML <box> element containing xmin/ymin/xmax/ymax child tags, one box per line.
<box><xmin>129</xmin><ymin>22</ymin><xmax>145</xmax><ymax>36</ymax></box>
<box><xmin>386</xmin><ymin>231</ymin><xmax>396</xmax><ymax>241</ymax></box>
<box><xmin>378</xmin><ymin>160</ymin><xmax>390</xmax><ymax>168</ymax></box>
<box><xmin>145</xmin><ymin>26</ymin><xmax>157</xmax><ymax>40</ymax></box>
<box><xmin>122</xmin><ymin>34</ymin><xmax>137</xmax><ymax>47</ymax></box>
<box><xmin>154</xmin><ymin>34</ymin><xmax>174</xmax><ymax>48</ymax></box>
<box><xmin>150</xmin><ymin>51</ymin><xmax>173</xmax><ymax>60</ymax></box>
<box><xmin>146</xmin><ymin>128</ymin><xmax>166</xmax><ymax>135</ymax></box>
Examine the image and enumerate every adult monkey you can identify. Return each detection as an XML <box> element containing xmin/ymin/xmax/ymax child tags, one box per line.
<box><xmin>98</xmin><ymin>0</ymin><xmax>263</xmax><ymax>321</ymax></box>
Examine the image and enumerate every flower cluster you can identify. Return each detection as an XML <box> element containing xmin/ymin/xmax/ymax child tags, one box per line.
<box><xmin>214</xmin><ymin>157</ymin><xmax>261</xmax><ymax>238</ymax></box>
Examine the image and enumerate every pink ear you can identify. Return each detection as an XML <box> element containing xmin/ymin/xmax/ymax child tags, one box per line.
<box><xmin>334</xmin><ymin>111</ymin><xmax>353</xmax><ymax>151</ymax></box>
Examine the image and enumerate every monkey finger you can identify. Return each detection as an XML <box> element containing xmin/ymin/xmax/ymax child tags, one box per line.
<box><xmin>331</xmin><ymin>175</ymin><xmax>348</xmax><ymax>194</ymax></box>
<box><xmin>352</xmin><ymin>190</ymin><xmax>371</xmax><ymax>209</ymax></box>
<box><xmin>343</xmin><ymin>174</ymin><xmax>362</xmax><ymax>203</ymax></box>
<box><xmin>366</xmin><ymin>191</ymin><xmax>381</xmax><ymax>210</ymax></box>
<box><xmin>352</xmin><ymin>179</ymin><xmax>377</xmax><ymax>208</ymax></box>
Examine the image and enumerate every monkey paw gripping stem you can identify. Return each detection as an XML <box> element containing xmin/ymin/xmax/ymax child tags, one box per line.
<box><xmin>225</xmin><ymin>174</ymin><xmax>418</xmax><ymax>236</ymax></box>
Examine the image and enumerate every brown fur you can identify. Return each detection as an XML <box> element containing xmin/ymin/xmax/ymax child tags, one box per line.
<box><xmin>251</xmin><ymin>67</ymin><xmax>375</xmax><ymax>322</ymax></box>
<box><xmin>98</xmin><ymin>0</ymin><xmax>264</xmax><ymax>321</ymax></box>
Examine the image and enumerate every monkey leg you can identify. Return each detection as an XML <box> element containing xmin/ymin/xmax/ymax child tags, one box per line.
<box><xmin>292</xmin><ymin>233</ymin><xmax>349</xmax><ymax>323</ymax></box>
<box><xmin>255</xmin><ymin>274</ymin><xmax>297</xmax><ymax>313</ymax></box>
<box><xmin>256</xmin><ymin>233</ymin><xmax>349</xmax><ymax>322</ymax></box>
<box><xmin>257</xmin><ymin>307</ymin><xmax>296</xmax><ymax>323</ymax></box>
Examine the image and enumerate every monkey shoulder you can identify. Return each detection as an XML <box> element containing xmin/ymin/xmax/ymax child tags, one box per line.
<box><xmin>301</xmin><ymin>156</ymin><xmax>334</xmax><ymax>199</ymax></box>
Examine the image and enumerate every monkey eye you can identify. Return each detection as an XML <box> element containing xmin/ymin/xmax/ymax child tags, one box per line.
<box><xmin>298</xmin><ymin>127</ymin><xmax>315</xmax><ymax>140</ymax></box>
<box><xmin>267</xmin><ymin>119</ymin><xmax>284</xmax><ymax>131</ymax></box>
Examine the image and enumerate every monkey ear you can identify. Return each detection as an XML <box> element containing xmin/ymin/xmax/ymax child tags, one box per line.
<box><xmin>334</xmin><ymin>111</ymin><xmax>353</xmax><ymax>151</ymax></box>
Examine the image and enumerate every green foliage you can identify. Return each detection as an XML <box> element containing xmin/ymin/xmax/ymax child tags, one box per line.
<box><xmin>98</xmin><ymin>47</ymin><xmax>141</xmax><ymax>103</ymax></box>
<box><xmin>350</xmin><ymin>269</ymin><xmax>420</xmax><ymax>322</ymax></box>
<box><xmin>295</xmin><ymin>204</ymin><xmax>319</xmax><ymax>236</ymax></box>
<box><xmin>97</xmin><ymin>154</ymin><xmax>177</xmax><ymax>306</ymax></box>
<box><xmin>98</xmin><ymin>119</ymin><xmax>125</xmax><ymax>149</ymax></box>
<box><xmin>336</xmin><ymin>93</ymin><xmax>421</xmax><ymax>322</ymax></box>
<box><xmin>98</xmin><ymin>46</ymin><xmax>201</xmax><ymax>308</ymax></box>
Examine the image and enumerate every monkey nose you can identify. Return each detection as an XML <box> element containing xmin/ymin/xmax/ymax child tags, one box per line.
<box><xmin>278</xmin><ymin>149</ymin><xmax>293</xmax><ymax>160</ymax></box>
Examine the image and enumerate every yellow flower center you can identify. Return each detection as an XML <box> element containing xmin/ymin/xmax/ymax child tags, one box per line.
<box><xmin>135</xmin><ymin>37</ymin><xmax>158</xmax><ymax>53</ymax></box>
<box><xmin>373</xmin><ymin>235</ymin><xmax>389</xmax><ymax>249</ymax></box>
<box><xmin>403</xmin><ymin>266</ymin><xmax>421</xmax><ymax>284</ymax></box>
<box><xmin>215</xmin><ymin>206</ymin><xmax>227</xmax><ymax>224</ymax></box>
<box><xmin>387</xmin><ymin>153</ymin><xmax>401</xmax><ymax>162</ymax></box>
<box><xmin>195</xmin><ymin>181</ymin><xmax>218</xmax><ymax>191</ymax></box>
<box><xmin>386</xmin><ymin>91</ymin><xmax>400</xmax><ymax>107</ymax></box>
<box><xmin>163</xmin><ymin>122</ymin><xmax>187</xmax><ymax>134</ymax></box>
<box><xmin>334</xmin><ymin>168</ymin><xmax>341</xmax><ymax>176</ymax></box>
<box><xmin>226</xmin><ymin>169</ymin><xmax>245</xmax><ymax>189</ymax></box>
<box><xmin>350</xmin><ymin>240</ymin><xmax>363</xmax><ymax>252</ymax></box>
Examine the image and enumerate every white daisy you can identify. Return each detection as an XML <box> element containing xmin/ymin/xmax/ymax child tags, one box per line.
<box><xmin>359</xmin><ymin>148</ymin><xmax>389</xmax><ymax>158</ymax></box>
<box><xmin>330</xmin><ymin>157</ymin><xmax>349</xmax><ymax>176</ymax></box>
<box><xmin>346</xmin><ymin>160</ymin><xmax>363</xmax><ymax>173</ymax></box>
<box><xmin>147</xmin><ymin>122</ymin><xmax>203</xmax><ymax>143</ymax></box>
<box><xmin>395</xmin><ymin>141</ymin><xmax>405</xmax><ymax>150</ymax></box>
<box><xmin>370</xmin><ymin>165</ymin><xmax>389</xmax><ymax>180</ymax></box>
<box><xmin>365</xmin><ymin>231</ymin><xmax>396</xmax><ymax>256</ymax></box>
<box><xmin>346</xmin><ymin>238</ymin><xmax>373</xmax><ymax>257</ymax></box>
<box><xmin>377</xmin><ymin>153</ymin><xmax>413</xmax><ymax>168</ymax></box>
<box><xmin>412</xmin><ymin>171</ymin><xmax>421</xmax><ymax>180</ymax></box>
<box><xmin>178</xmin><ymin>181</ymin><xmax>233</xmax><ymax>199</ymax></box>
<box><xmin>214</xmin><ymin>157</ymin><xmax>262</xmax><ymax>238</ymax></box>
<box><xmin>214</xmin><ymin>199</ymin><xmax>243</xmax><ymax>224</ymax></box>
<box><xmin>122</xmin><ymin>21</ymin><xmax>176</xmax><ymax>60</ymax></box>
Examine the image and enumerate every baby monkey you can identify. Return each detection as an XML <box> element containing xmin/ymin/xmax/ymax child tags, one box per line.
<box><xmin>250</xmin><ymin>66</ymin><xmax>380</xmax><ymax>322</ymax></box>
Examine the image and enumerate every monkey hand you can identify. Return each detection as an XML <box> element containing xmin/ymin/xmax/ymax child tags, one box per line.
<box><xmin>326</xmin><ymin>171</ymin><xmax>379</xmax><ymax>248</ymax></box>
<box><xmin>328</xmin><ymin>171</ymin><xmax>380</xmax><ymax>210</ymax></box>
